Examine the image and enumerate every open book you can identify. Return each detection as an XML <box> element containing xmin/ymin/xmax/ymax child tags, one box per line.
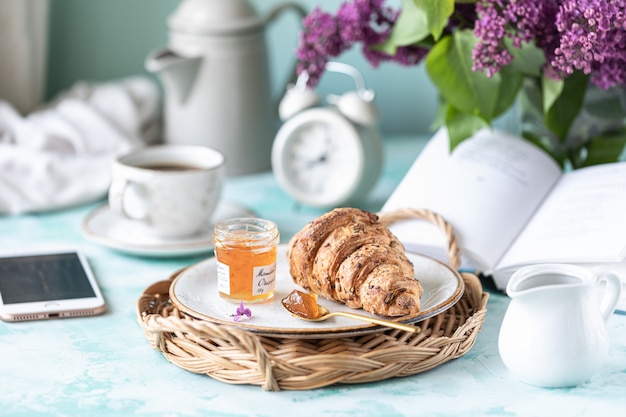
<box><xmin>382</xmin><ymin>128</ymin><xmax>626</xmax><ymax>312</ymax></box>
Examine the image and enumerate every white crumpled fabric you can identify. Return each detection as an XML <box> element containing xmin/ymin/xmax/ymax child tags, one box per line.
<box><xmin>0</xmin><ymin>76</ymin><xmax>160</xmax><ymax>214</ymax></box>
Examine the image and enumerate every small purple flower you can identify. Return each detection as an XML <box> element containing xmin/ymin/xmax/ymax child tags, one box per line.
<box><xmin>233</xmin><ymin>301</ymin><xmax>252</xmax><ymax>322</ymax></box>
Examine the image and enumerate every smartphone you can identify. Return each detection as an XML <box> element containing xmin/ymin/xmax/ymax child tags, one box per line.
<box><xmin>0</xmin><ymin>249</ymin><xmax>106</xmax><ymax>322</ymax></box>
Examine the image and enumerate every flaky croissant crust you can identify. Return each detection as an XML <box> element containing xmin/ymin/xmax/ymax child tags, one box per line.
<box><xmin>287</xmin><ymin>208</ymin><xmax>423</xmax><ymax>317</ymax></box>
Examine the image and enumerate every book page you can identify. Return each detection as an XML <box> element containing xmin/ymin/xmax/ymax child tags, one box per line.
<box><xmin>383</xmin><ymin>129</ymin><xmax>458</xmax><ymax>265</ymax></box>
<box><xmin>383</xmin><ymin>128</ymin><xmax>562</xmax><ymax>271</ymax></box>
<box><xmin>497</xmin><ymin>162</ymin><xmax>626</xmax><ymax>269</ymax></box>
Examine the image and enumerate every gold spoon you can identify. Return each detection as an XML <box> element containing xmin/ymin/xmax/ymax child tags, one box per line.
<box><xmin>280</xmin><ymin>296</ymin><xmax>421</xmax><ymax>334</ymax></box>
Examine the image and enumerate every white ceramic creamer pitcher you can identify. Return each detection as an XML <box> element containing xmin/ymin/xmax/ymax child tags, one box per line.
<box><xmin>498</xmin><ymin>264</ymin><xmax>622</xmax><ymax>388</ymax></box>
<box><xmin>146</xmin><ymin>0</ymin><xmax>306</xmax><ymax>175</ymax></box>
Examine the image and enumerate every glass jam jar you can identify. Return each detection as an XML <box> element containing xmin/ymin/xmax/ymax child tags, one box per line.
<box><xmin>213</xmin><ymin>218</ymin><xmax>279</xmax><ymax>303</ymax></box>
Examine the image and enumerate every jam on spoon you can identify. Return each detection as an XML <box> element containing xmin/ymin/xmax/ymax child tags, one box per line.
<box><xmin>281</xmin><ymin>289</ymin><xmax>321</xmax><ymax>319</ymax></box>
<box><xmin>281</xmin><ymin>289</ymin><xmax>420</xmax><ymax>333</ymax></box>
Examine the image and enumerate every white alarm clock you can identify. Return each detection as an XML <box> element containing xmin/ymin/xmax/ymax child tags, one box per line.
<box><xmin>271</xmin><ymin>62</ymin><xmax>383</xmax><ymax>208</ymax></box>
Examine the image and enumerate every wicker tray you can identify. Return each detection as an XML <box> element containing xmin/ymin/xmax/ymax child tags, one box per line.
<box><xmin>136</xmin><ymin>208</ymin><xmax>489</xmax><ymax>391</ymax></box>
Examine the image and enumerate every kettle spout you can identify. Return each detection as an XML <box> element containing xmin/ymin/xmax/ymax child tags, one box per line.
<box><xmin>145</xmin><ymin>48</ymin><xmax>203</xmax><ymax>105</ymax></box>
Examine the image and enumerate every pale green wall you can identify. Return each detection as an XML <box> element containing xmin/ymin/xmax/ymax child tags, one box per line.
<box><xmin>46</xmin><ymin>0</ymin><xmax>438</xmax><ymax>135</ymax></box>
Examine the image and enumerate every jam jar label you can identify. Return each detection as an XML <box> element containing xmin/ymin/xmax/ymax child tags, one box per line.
<box><xmin>253</xmin><ymin>263</ymin><xmax>276</xmax><ymax>295</ymax></box>
<box><xmin>216</xmin><ymin>261</ymin><xmax>231</xmax><ymax>294</ymax></box>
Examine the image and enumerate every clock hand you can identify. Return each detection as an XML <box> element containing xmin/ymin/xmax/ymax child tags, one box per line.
<box><xmin>305</xmin><ymin>153</ymin><xmax>328</xmax><ymax>168</ymax></box>
<box><xmin>304</xmin><ymin>129</ymin><xmax>332</xmax><ymax>168</ymax></box>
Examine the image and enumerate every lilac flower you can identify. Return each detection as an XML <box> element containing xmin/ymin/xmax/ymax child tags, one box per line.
<box><xmin>295</xmin><ymin>0</ymin><xmax>428</xmax><ymax>87</ymax></box>
<box><xmin>472</xmin><ymin>0</ymin><xmax>560</xmax><ymax>78</ymax></box>
<box><xmin>298</xmin><ymin>0</ymin><xmax>626</xmax><ymax>91</ymax></box>
<box><xmin>233</xmin><ymin>301</ymin><xmax>251</xmax><ymax>322</ymax></box>
<box><xmin>296</xmin><ymin>7</ymin><xmax>345</xmax><ymax>86</ymax></box>
<box><xmin>552</xmin><ymin>0</ymin><xmax>626</xmax><ymax>89</ymax></box>
<box><xmin>471</xmin><ymin>0</ymin><xmax>626</xmax><ymax>90</ymax></box>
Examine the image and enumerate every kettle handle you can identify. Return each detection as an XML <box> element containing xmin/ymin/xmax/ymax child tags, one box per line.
<box><xmin>266</xmin><ymin>2</ymin><xmax>308</xmax><ymax>24</ymax></box>
<box><xmin>264</xmin><ymin>3</ymin><xmax>308</xmax><ymax>100</ymax></box>
<box><xmin>597</xmin><ymin>271</ymin><xmax>622</xmax><ymax>322</ymax></box>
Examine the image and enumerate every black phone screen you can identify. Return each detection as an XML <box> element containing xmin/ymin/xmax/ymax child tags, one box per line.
<box><xmin>0</xmin><ymin>252</ymin><xmax>96</xmax><ymax>304</ymax></box>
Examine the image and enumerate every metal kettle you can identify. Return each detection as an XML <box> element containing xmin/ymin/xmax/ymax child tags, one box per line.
<box><xmin>146</xmin><ymin>0</ymin><xmax>305</xmax><ymax>175</ymax></box>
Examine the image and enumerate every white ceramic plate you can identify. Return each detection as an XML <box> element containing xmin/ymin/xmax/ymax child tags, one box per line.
<box><xmin>81</xmin><ymin>200</ymin><xmax>255</xmax><ymax>257</ymax></box>
<box><xmin>170</xmin><ymin>244</ymin><xmax>465</xmax><ymax>338</ymax></box>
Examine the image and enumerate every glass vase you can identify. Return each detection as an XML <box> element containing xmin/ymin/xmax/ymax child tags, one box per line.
<box><xmin>518</xmin><ymin>79</ymin><xmax>626</xmax><ymax>170</ymax></box>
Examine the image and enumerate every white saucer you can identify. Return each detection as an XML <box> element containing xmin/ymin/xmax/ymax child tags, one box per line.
<box><xmin>81</xmin><ymin>200</ymin><xmax>255</xmax><ymax>257</ymax></box>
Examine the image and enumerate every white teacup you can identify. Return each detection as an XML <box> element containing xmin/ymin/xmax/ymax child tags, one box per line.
<box><xmin>108</xmin><ymin>144</ymin><xmax>225</xmax><ymax>238</ymax></box>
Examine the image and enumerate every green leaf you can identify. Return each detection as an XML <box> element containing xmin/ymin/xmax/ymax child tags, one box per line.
<box><xmin>544</xmin><ymin>71</ymin><xmax>588</xmax><ymax>141</ymax></box>
<box><xmin>425</xmin><ymin>30</ymin><xmax>522</xmax><ymax>120</ymax></box>
<box><xmin>445</xmin><ymin>105</ymin><xmax>489</xmax><ymax>149</ymax></box>
<box><xmin>541</xmin><ymin>76</ymin><xmax>563</xmax><ymax>114</ymax></box>
<box><xmin>414</xmin><ymin>0</ymin><xmax>455</xmax><ymax>41</ymax></box>
<box><xmin>507</xmin><ymin>41</ymin><xmax>545</xmax><ymax>77</ymax></box>
<box><xmin>376</xmin><ymin>0</ymin><xmax>429</xmax><ymax>54</ymax></box>
<box><xmin>580</xmin><ymin>130</ymin><xmax>626</xmax><ymax>167</ymax></box>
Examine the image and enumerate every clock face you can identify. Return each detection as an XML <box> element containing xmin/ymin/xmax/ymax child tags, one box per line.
<box><xmin>272</xmin><ymin>109</ymin><xmax>364</xmax><ymax>207</ymax></box>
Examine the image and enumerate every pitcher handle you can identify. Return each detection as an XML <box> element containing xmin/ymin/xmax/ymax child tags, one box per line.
<box><xmin>265</xmin><ymin>3</ymin><xmax>308</xmax><ymax>99</ymax></box>
<box><xmin>597</xmin><ymin>271</ymin><xmax>622</xmax><ymax>322</ymax></box>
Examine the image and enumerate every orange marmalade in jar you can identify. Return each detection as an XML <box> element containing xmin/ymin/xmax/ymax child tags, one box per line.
<box><xmin>213</xmin><ymin>218</ymin><xmax>279</xmax><ymax>303</ymax></box>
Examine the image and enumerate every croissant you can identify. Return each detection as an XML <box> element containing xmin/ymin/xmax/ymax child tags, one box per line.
<box><xmin>287</xmin><ymin>207</ymin><xmax>422</xmax><ymax>317</ymax></box>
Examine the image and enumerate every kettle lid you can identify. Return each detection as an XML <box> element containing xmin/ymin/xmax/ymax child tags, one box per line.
<box><xmin>168</xmin><ymin>0</ymin><xmax>264</xmax><ymax>35</ymax></box>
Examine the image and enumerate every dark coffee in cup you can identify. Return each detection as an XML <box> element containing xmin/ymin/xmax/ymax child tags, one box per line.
<box><xmin>138</xmin><ymin>163</ymin><xmax>204</xmax><ymax>172</ymax></box>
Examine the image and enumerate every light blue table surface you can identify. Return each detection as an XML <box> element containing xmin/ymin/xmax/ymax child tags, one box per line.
<box><xmin>0</xmin><ymin>136</ymin><xmax>624</xmax><ymax>417</ymax></box>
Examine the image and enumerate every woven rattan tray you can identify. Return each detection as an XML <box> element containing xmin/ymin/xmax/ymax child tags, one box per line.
<box><xmin>137</xmin><ymin>208</ymin><xmax>489</xmax><ymax>391</ymax></box>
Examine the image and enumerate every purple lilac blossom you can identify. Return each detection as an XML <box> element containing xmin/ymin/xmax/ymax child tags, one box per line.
<box><xmin>296</xmin><ymin>8</ymin><xmax>344</xmax><ymax>87</ymax></box>
<box><xmin>553</xmin><ymin>0</ymin><xmax>626</xmax><ymax>89</ymax></box>
<box><xmin>295</xmin><ymin>0</ymin><xmax>428</xmax><ymax>87</ymax></box>
<box><xmin>298</xmin><ymin>0</ymin><xmax>626</xmax><ymax>90</ymax></box>
<box><xmin>472</xmin><ymin>0</ymin><xmax>560</xmax><ymax>78</ymax></box>
<box><xmin>472</xmin><ymin>0</ymin><xmax>626</xmax><ymax>89</ymax></box>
